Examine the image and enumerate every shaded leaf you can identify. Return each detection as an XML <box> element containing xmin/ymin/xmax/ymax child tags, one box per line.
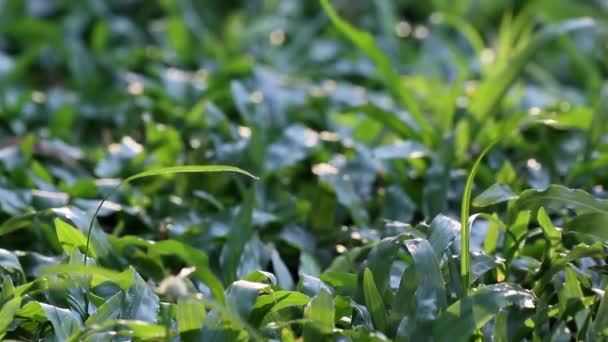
<box><xmin>304</xmin><ymin>289</ymin><xmax>335</xmax><ymax>338</ymax></box>
<box><xmin>363</xmin><ymin>268</ymin><xmax>389</xmax><ymax>332</ymax></box>
<box><xmin>434</xmin><ymin>284</ymin><xmax>535</xmax><ymax>342</ymax></box>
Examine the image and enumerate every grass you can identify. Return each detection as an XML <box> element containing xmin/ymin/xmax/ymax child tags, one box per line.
<box><xmin>0</xmin><ymin>0</ymin><xmax>607</xmax><ymax>340</ymax></box>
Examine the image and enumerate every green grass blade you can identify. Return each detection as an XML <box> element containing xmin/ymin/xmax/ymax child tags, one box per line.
<box><xmin>303</xmin><ymin>289</ymin><xmax>335</xmax><ymax>338</ymax></box>
<box><xmin>514</xmin><ymin>185</ymin><xmax>608</xmax><ymax>215</ymax></box>
<box><xmin>460</xmin><ymin>140</ymin><xmax>499</xmax><ymax>297</ymax></box>
<box><xmin>470</xmin><ymin>17</ymin><xmax>595</xmax><ymax>119</ymax></box>
<box><xmin>320</xmin><ymin>0</ymin><xmax>433</xmax><ymax>141</ymax></box>
<box><xmin>41</xmin><ymin>264</ymin><xmax>135</xmax><ymax>291</ymax></box>
<box><xmin>363</xmin><ymin>268</ymin><xmax>389</xmax><ymax>332</ymax></box>
<box><xmin>0</xmin><ymin>296</ymin><xmax>22</xmax><ymax>339</ymax></box>
<box><xmin>84</xmin><ymin>165</ymin><xmax>256</xmax><ymax>267</ymax></box>
<box><xmin>85</xmin><ymin>291</ymin><xmax>122</xmax><ymax>325</ymax></box>
<box><xmin>123</xmin><ymin>165</ymin><xmax>257</xmax><ymax>183</ymax></box>
<box><xmin>55</xmin><ymin>218</ymin><xmax>92</xmax><ymax>257</ymax></box>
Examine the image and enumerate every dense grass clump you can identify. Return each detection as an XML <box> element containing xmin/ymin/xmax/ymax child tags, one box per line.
<box><xmin>0</xmin><ymin>0</ymin><xmax>607</xmax><ymax>340</ymax></box>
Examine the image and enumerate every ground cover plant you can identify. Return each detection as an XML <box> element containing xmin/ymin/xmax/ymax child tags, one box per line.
<box><xmin>0</xmin><ymin>0</ymin><xmax>608</xmax><ymax>340</ymax></box>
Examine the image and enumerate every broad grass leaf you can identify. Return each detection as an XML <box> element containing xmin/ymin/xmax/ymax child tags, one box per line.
<box><xmin>473</xmin><ymin>183</ymin><xmax>519</xmax><ymax>207</ymax></box>
<box><xmin>434</xmin><ymin>284</ymin><xmax>535</xmax><ymax>342</ymax></box>
<box><xmin>558</xmin><ymin>266</ymin><xmax>584</xmax><ymax>316</ymax></box>
<box><xmin>363</xmin><ymin>268</ymin><xmax>389</xmax><ymax>332</ymax></box>
<box><xmin>0</xmin><ymin>276</ymin><xmax>13</xmax><ymax>300</ymax></box>
<box><xmin>53</xmin><ymin>206</ymin><xmax>117</xmax><ymax>267</ymax></box>
<box><xmin>0</xmin><ymin>296</ymin><xmax>21</xmax><ymax>339</ymax></box>
<box><xmin>270</xmin><ymin>247</ymin><xmax>295</xmax><ymax>290</ymax></box>
<box><xmin>537</xmin><ymin>207</ymin><xmax>561</xmax><ymax>243</ymax></box>
<box><xmin>362</xmin><ymin>236</ymin><xmax>403</xmax><ymax>295</ymax></box>
<box><xmin>470</xmin><ymin>252</ymin><xmax>502</xmax><ymax>283</ymax></box>
<box><xmin>303</xmin><ymin>289</ymin><xmax>335</xmax><ymax>338</ymax></box>
<box><xmin>267</xmin><ymin>292</ymin><xmax>310</xmax><ymax>314</ymax></box>
<box><xmin>42</xmin><ymin>264</ymin><xmax>135</xmax><ymax>291</ymax></box>
<box><xmin>534</xmin><ymin>108</ymin><xmax>594</xmax><ymax>131</ymax></box>
<box><xmin>250</xmin><ymin>290</ymin><xmax>310</xmax><ymax>326</ymax></box>
<box><xmin>0</xmin><ymin>248</ymin><xmax>24</xmax><ymax>279</ymax></box>
<box><xmin>252</xmin><ymin>290</ymin><xmax>310</xmax><ymax>313</ymax></box>
<box><xmin>566</xmin><ymin>212</ymin><xmax>608</xmax><ymax>240</ymax></box>
<box><xmin>244</xmin><ymin>270</ymin><xmax>277</xmax><ymax>285</ymax></box>
<box><xmin>176</xmin><ymin>297</ymin><xmax>207</xmax><ymax>333</ymax></box>
<box><xmin>226</xmin><ymin>280</ymin><xmax>269</xmax><ymax>322</ymax></box>
<box><xmin>406</xmin><ymin>238</ymin><xmax>446</xmax><ymax>289</ymax></box>
<box><xmin>320</xmin><ymin>272</ymin><xmax>357</xmax><ymax>297</ymax></box>
<box><xmin>537</xmin><ymin>207</ymin><xmax>562</xmax><ymax>262</ymax></box>
<box><xmin>392</xmin><ymin>267</ymin><xmax>417</xmax><ymax>322</ymax></box>
<box><xmin>55</xmin><ymin>218</ymin><xmax>93</xmax><ymax>257</ymax></box>
<box><xmin>428</xmin><ymin>214</ymin><xmax>460</xmax><ymax>260</ymax></box>
<box><xmin>40</xmin><ymin>302</ymin><xmax>83</xmax><ymax>341</ymax></box>
<box><xmin>299</xmin><ymin>274</ymin><xmax>332</xmax><ymax>297</ymax></box>
<box><xmin>514</xmin><ymin>185</ymin><xmax>608</xmax><ymax>215</ymax></box>
<box><xmin>405</xmin><ymin>238</ymin><xmax>447</xmax><ymax>327</ymax></box>
<box><xmin>121</xmin><ymin>271</ymin><xmax>160</xmax><ymax>323</ymax></box>
<box><xmin>85</xmin><ymin>291</ymin><xmax>122</xmax><ymax>325</ymax></box>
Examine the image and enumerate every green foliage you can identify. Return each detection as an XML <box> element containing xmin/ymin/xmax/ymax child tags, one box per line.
<box><xmin>0</xmin><ymin>0</ymin><xmax>607</xmax><ymax>340</ymax></box>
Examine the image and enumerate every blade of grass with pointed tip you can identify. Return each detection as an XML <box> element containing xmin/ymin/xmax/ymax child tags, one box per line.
<box><xmin>41</xmin><ymin>264</ymin><xmax>135</xmax><ymax>291</ymax></box>
<box><xmin>470</xmin><ymin>17</ymin><xmax>595</xmax><ymax>120</ymax></box>
<box><xmin>85</xmin><ymin>165</ymin><xmax>256</xmax><ymax>266</ymax></box>
<box><xmin>85</xmin><ymin>291</ymin><xmax>122</xmax><ymax>325</ymax></box>
<box><xmin>363</xmin><ymin>268</ymin><xmax>389</xmax><ymax>332</ymax></box>
<box><xmin>304</xmin><ymin>289</ymin><xmax>335</xmax><ymax>338</ymax></box>
<box><xmin>320</xmin><ymin>0</ymin><xmax>433</xmax><ymax>142</ymax></box>
<box><xmin>81</xmin><ymin>165</ymin><xmax>255</xmax><ymax>314</ymax></box>
<box><xmin>460</xmin><ymin>141</ymin><xmax>499</xmax><ymax>296</ymax></box>
<box><xmin>55</xmin><ymin>218</ymin><xmax>94</xmax><ymax>257</ymax></box>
